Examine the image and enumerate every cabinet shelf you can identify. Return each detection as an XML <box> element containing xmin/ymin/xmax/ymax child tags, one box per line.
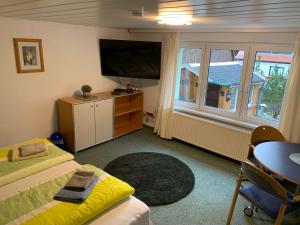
<box><xmin>114</xmin><ymin>93</ymin><xmax>143</xmax><ymax>137</ymax></box>
<box><xmin>115</xmin><ymin>120</ymin><xmax>142</xmax><ymax>137</ymax></box>
<box><xmin>115</xmin><ymin>123</ymin><xmax>131</xmax><ymax>137</ymax></box>
<box><xmin>115</xmin><ymin>106</ymin><xmax>143</xmax><ymax>116</ymax></box>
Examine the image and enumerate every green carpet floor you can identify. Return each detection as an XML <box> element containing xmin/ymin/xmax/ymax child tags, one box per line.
<box><xmin>75</xmin><ymin>127</ymin><xmax>300</xmax><ymax>225</ymax></box>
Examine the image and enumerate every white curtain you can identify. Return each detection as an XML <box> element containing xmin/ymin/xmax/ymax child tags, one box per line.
<box><xmin>279</xmin><ymin>33</ymin><xmax>300</xmax><ymax>143</ymax></box>
<box><xmin>154</xmin><ymin>33</ymin><xmax>179</xmax><ymax>139</ymax></box>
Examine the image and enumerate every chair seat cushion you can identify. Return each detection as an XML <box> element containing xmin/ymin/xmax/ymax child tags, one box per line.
<box><xmin>240</xmin><ymin>184</ymin><xmax>300</xmax><ymax>219</ymax></box>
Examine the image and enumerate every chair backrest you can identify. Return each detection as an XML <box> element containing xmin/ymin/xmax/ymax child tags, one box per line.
<box><xmin>250</xmin><ymin>125</ymin><xmax>285</xmax><ymax>146</ymax></box>
<box><xmin>241</xmin><ymin>161</ymin><xmax>288</xmax><ymax>201</ymax></box>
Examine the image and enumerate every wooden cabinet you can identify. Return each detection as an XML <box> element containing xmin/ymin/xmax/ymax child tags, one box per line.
<box><xmin>114</xmin><ymin>92</ymin><xmax>143</xmax><ymax>137</ymax></box>
<box><xmin>58</xmin><ymin>96</ymin><xmax>113</xmax><ymax>152</ymax></box>
<box><xmin>58</xmin><ymin>91</ymin><xmax>143</xmax><ymax>152</ymax></box>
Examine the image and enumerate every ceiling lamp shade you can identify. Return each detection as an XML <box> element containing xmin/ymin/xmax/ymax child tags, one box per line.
<box><xmin>158</xmin><ymin>12</ymin><xmax>192</xmax><ymax>26</ymax></box>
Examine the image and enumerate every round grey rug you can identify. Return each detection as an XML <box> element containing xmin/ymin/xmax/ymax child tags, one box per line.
<box><xmin>104</xmin><ymin>152</ymin><xmax>195</xmax><ymax>206</ymax></box>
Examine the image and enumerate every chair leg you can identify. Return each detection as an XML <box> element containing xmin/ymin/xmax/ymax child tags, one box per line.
<box><xmin>274</xmin><ymin>203</ymin><xmax>287</xmax><ymax>225</ymax></box>
<box><xmin>226</xmin><ymin>174</ymin><xmax>243</xmax><ymax>225</ymax></box>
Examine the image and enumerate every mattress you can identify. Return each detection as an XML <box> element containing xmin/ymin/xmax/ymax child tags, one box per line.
<box><xmin>0</xmin><ymin>160</ymin><xmax>150</xmax><ymax>225</ymax></box>
<box><xmin>88</xmin><ymin>196</ymin><xmax>150</xmax><ymax>225</ymax></box>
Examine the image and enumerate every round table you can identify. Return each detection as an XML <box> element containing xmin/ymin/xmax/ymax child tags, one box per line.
<box><xmin>254</xmin><ymin>141</ymin><xmax>300</xmax><ymax>185</ymax></box>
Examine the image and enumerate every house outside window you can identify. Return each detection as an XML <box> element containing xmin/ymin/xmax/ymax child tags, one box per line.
<box><xmin>175</xmin><ymin>43</ymin><xmax>293</xmax><ymax>126</ymax></box>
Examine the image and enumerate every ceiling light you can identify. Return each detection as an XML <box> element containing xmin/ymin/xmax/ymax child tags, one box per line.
<box><xmin>158</xmin><ymin>12</ymin><xmax>192</xmax><ymax>26</ymax></box>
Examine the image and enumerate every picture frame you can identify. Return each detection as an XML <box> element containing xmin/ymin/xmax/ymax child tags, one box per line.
<box><xmin>13</xmin><ymin>38</ymin><xmax>45</xmax><ymax>73</ymax></box>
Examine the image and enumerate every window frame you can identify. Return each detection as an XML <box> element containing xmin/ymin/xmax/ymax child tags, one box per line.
<box><xmin>248</xmin><ymin>85</ymin><xmax>254</xmax><ymax>106</ymax></box>
<box><xmin>239</xmin><ymin>44</ymin><xmax>294</xmax><ymax>126</ymax></box>
<box><xmin>198</xmin><ymin>43</ymin><xmax>250</xmax><ymax>120</ymax></box>
<box><xmin>229</xmin><ymin>86</ymin><xmax>239</xmax><ymax>112</ymax></box>
<box><xmin>174</xmin><ymin>42</ymin><xmax>294</xmax><ymax>127</ymax></box>
<box><xmin>174</xmin><ymin>42</ymin><xmax>206</xmax><ymax>109</ymax></box>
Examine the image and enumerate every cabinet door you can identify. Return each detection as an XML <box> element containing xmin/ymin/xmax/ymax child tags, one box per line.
<box><xmin>73</xmin><ymin>102</ymin><xmax>95</xmax><ymax>151</ymax></box>
<box><xmin>95</xmin><ymin>99</ymin><xmax>113</xmax><ymax>144</ymax></box>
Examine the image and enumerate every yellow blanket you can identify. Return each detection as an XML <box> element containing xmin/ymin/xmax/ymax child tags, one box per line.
<box><xmin>0</xmin><ymin>164</ymin><xmax>134</xmax><ymax>225</ymax></box>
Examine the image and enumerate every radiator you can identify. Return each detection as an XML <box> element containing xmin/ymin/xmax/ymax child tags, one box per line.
<box><xmin>173</xmin><ymin>112</ymin><xmax>251</xmax><ymax>161</ymax></box>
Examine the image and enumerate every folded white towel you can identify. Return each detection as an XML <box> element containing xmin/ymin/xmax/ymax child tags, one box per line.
<box><xmin>19</xmin><ymin>142</ymin><xmax>48</xmax><ymax>157</ymax></box>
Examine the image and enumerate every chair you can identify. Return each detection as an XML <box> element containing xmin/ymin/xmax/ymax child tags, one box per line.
<box><xmin>248</xmin><ymin>125</ymin><xmax>285</xmax><ymax>166</ymax></box>
<box><xmin>226</xmin><ymin>161</ymin><xmax>300</xmax><ymax>225</ymax></box>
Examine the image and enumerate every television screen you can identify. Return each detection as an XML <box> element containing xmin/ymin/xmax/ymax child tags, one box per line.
<box><xmin>100</xmin><ymin>39</ymin><xmax>162</xmax><ymax>79</ymax></box>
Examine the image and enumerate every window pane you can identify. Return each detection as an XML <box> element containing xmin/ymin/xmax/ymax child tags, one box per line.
<box><xmin>205</xmin><ymin>49</ymin><xmax>245</xmax><ymax>112</ymax></box>
<box><xmin>247</xmin><ymin>51</ymin><xmax>293</xmax><ymax>122</ymax></box>
<box><xmin>176</xmin><ymin>48</ymin><xmax>201</xmax><ymax>103</ymax></box>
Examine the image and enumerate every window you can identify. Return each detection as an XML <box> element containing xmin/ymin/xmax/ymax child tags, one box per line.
<box><xmin>175</xmin><ymin>45</ymin><xmax>203</xmax><ymax>107</ymax></box>
<box><xmin>229</xmin><ymin>87</ymin><xmax>238</xmax><ymax>112</ymax></box>
<box><xmin>247</xmin><ymin>85</ymin><xmax>254</xmax><ymax>106</ymax></box>
<box><xmin>246</xmin><ymin>51</ymin><xmax>293</xmax><ymax>123</ymax></box>
<box><xmin>175</xmin><ymin>43</ymin><xmax>294</xmax><ymax>126</ymax></box>
<box><xmin>204</xmin><ymin>49</ymin><xmax>245</xmax><ymax>113</ymax></box>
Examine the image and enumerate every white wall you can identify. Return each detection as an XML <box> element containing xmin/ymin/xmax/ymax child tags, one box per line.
<box><xmin>0</xmin><ymin>17</ymin><xmax>129</xmax><ymax>147</ymax></box>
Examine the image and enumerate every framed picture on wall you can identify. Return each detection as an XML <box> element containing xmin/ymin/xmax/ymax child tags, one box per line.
<box><xmin>13</xmin><ymin>38</ymin><xmax>45</xmax><ymax>73</ymax></box>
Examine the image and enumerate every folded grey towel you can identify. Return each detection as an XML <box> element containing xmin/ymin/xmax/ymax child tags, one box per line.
<box><xmin>64</xmin><ymin>170</ymin><xmax>95</xmax><ymax>191</ymax></box>
<box><xmin>54</xmin><ymin>176</ymin><xmax>98</xmax><ymax>203</ymax></box>
<box><xmin>19</xmin><ymin>142</ymin><xmax>47</xmax><ymax>157</ymax></box>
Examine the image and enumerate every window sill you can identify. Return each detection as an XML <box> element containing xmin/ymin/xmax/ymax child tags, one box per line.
<box><xmin>174</xmin><ymin>106</ymin><xmax>257</xmax><ymax>130</ymax></box>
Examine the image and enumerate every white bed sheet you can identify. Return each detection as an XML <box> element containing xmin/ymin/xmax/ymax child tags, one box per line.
<box><xmin>0</xmin><ymin>160</ymin><xmax>150</xmax><ymax>225</ymax></box>
<box><xmin>88</xmin><ymin>196</ymin><xmax>149</xmax><ymax>225</ymax></box>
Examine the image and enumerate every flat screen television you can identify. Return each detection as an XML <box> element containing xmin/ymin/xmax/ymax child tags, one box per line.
<box><xmin>99</xmin><ymin>39</ymin><xmax>162</xmax><ymax>79</ymax></box>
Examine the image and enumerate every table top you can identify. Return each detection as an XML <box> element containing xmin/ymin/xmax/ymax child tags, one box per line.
<box><xmin>254</xmin><ymin>141</ymin><xmax>300</xmax><ymax>185</ymax></box>
<box><xmin>59</xmin><ymin>90</ymin><xmax>143</xmax><ymax>105</ymax></box>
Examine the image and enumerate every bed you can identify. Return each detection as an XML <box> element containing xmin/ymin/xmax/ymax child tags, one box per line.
<box><xmin>0</xmin><ymin>140</ymin><xmax>150</xmax><ymax>225</ymax></box>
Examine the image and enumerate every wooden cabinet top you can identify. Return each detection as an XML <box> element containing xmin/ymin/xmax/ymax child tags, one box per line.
<box><xmin>59</xmin><ymin>90</ymin><xmax>143</xmax><ymax>105</ymax></box>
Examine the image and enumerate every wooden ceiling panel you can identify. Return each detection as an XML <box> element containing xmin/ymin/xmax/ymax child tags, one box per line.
<box><xmin>0</xmin><ymin>0</ymin><xmax>300</xmax><ymax>29</ymax></box>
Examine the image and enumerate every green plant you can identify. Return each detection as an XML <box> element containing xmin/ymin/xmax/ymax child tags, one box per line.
<box><xmin>261</xmin><ymin>66</ymin><xmax>288</xmax><ymax>119</ymax></box>
<box><xmin>81</xmin><ymin>85</ymin><xmax>92</xmax><ymax>93</ymax></box>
